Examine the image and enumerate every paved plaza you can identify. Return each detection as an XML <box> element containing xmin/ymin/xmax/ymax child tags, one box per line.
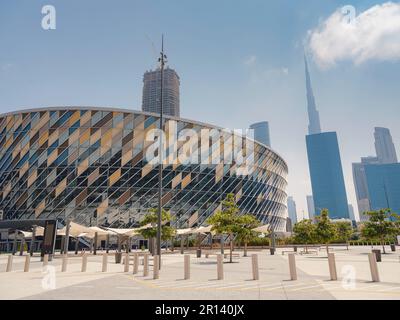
<box><xmin>0</xmin><ymin>246</ymin><xmax>400</xmax><ymax>300</ymax></box>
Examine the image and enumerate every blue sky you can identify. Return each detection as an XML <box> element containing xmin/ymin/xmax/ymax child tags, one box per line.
<box><xmin>1</xmin><ymin>0</ymin><xmax>400</xmax><ymax>220</ymax></box>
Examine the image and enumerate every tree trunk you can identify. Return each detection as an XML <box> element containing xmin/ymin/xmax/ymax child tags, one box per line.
<box><xmin>229</xmin><ymin>234</ymin><xmax>233</xmax><ymax>263</ymax></box>
<box><xmin>244</xmin><ymin>242</ymin><xmax>248</xmax><ymax>257</ymax></box>
<box><xmin>220</xmin><ymin>236</ymin><xmax>224</xmax><ymax>254</ymax></box>
<box><xmin>381</xmin><ymin>239</ymin><xmax>386</xmax><ymax>254</ymax></box>
<box><xmin>326</xmin><ymin>243</ymin><xmax>329</xmax><ymax>254</ymax></box>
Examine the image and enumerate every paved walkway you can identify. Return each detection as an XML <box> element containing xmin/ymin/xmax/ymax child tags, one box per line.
<box><xmin>0</xmin><ymin>246</ymin><xmax>399</xmax><ymax>300</ymax></box>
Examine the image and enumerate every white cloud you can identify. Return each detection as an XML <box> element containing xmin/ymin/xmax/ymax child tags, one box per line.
<box><xmin>308</xmin><ymin>2</ymin><xmax>400</xmax><ymax>68</ymax></box>
<box><xmin>244</xmin><ymin>55</ymin><xmax>257</xmax><ymax>66</ymax></box>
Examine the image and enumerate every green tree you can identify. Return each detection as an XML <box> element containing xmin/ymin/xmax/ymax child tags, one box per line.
<box><xmin>292</xmin><ymin>219</ymin><xmax>315</xmax><ymax>253</ymax></box>
<box><xmin>361</xmin><ymin>209</ymin><xmax>400</xmax><ymax>253</ymax></box>
<box><xmin>235</xmin><ymin>214</ymin><xmax>261</xmax><ymax>257</ymax></box>
<box><xmin>335</xmin><ymin>221</ymin><xmax>353</xmax><ymax>243</ymax></box>
<box><xmin>138</xmin><ymin>208</ymin><xmax>176</xmax><ymax>254</ymax></box>
<box><xmin>207</xmin><ymin>193</ymin><xmax>239</xmax><ymax>263</ymax></box>
<box><xmin>314</xmin><ymin>209</ymin><xmax>337</xmax><ymax>253</ymax></box>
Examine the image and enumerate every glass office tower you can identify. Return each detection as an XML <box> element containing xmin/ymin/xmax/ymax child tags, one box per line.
<box><xmin>306</xmin><ymin>132</ymin><xmax>350</xmax><ymax>219</ymax></box>
<box><xmin>365</xmin><ymin>163</ymin><xmax>400</xmax><ymax>216</ymax></box>
<box><xmin>250</xmin><ymin>121</ymin><xmax>271</xmax><ymax>148</ymax></box>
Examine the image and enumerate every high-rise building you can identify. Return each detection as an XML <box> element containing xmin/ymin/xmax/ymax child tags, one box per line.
<box><xmin>250</xmin><ymin>121</ymin><xmax>271</xmax><ymax>147</ymax></box>
<box><xmin>305</xmin><ymin>56</ymin><xmax>321</xmax><ymax>135</ymax></box>
<box><xmin>348</xmin><ymin>204</ymin><xmax>356</xmax><ymax>222</ymax></box>
<box><xmin>352</xmin><ymin>127</ymin><xmax>397</xmax><ymax>221</ymax></box>
<box><xmin>306</xmin><ymin>132</ymin><xmax>350</xmax><ymax>219</ymax></box>
<box><xmin>287</xmin><ymin>196</ymin><xmax>298</xmax><ymax>225</ymax></box>
<box><xmin>306</xmin><ymin>195</ymin><xmax>315</xmax><ymax>220</ymax></box>
<box><xmin>304</xmin><ymin>57</ymin><xmax>349</xmax><ymax>220</ymax></box>
<box><xmin>374</xmin><ymin>127</ymin><xmax>398</xmax><ymax>164</ymax></box>
<box><xmin>352</xmin><ymin>156</ymin><xmax>379</xmax><ymax>221</ymax></box>
<box><xmin>365</xmin><ymin>163</ymin><xmax>400</xmax><ymax>218</ymax></box>
<box><xmin>142</xmin><ymin>67</ymin><xmax>180</xmax><ymax>117</ymax></box>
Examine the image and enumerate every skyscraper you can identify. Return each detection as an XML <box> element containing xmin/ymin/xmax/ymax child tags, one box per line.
<box><xmin>352</xmin><ymin>156</ymin><xmax>379</xmax><ymax>221</ymax></box>
<box><xmin>142</xmin><ymin>67</ymin><xmax>180</xmax><ymax>117</ymax></box>
<box><xmin>365</xmin><ymin>163</ymin><xmax>400</xmax><ymax>217</ymax></box>
<box><xmin>352</xmin><ymin>127</ymin><xmax>397</xmax><ymax>221</ymax></box>
<box><xmin>287</xmin><ymin>196</ymin><xmax>298</xmax><ymax>224</ymax></box>
<box><xmin>305</xmin><ymin>56</ymin><xmax>321</xmax><ymax>135</ymax></box>
<box><xmin>348</xmin><ymin>204</ymin><xmax>356</xmax><ymax>222</ymax></box>
<box><xmin>374</xmin><ymin>127</ymin><xmax>398</xmax><ymax>164</ymax></box>
<box><xmin>306</xmin><ymin>195</ymin><xmax>315</xmax><ymax>220</ymax></box>
<box><xmin>304</xmin><ymin>57</ymin><xmax>349</xmax><ymax>220</ymax></box>
<box><xmin>250</xmin><ymin>121</ymin><xmax>271</xmax><ymax>147</ymax></box>
<box><xmin>306</xmin><ymin>132</ymin><xmax>350</xmax><ymax>219</ymax></box>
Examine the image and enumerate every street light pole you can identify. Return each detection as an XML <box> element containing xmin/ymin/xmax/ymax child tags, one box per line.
<box><xmin>157</xmin><ymin>35</ymin><xmax>167</xmax><ymax>268</ymax></box>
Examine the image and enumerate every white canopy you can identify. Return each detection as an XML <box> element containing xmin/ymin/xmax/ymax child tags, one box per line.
<box><xmin>252</xmin><ymin>224</ymin><xmax>270</xmax><ymax>233</ymax></box>
<box><xmin>191</xmin><ymin>225</ymin><xmax>213</xmax><ymax>234</ymax></box>
<box><xmin>106</xmin><ymin>228</ymin><xmax>139</xmax><ymax>237</ymax></box>
<box><xmin>176</xmin><ymin>228</ymin><xmax>193</xmax><ymax>235</ymax></box>
<box><xmin>59</xmin><ymin>221</ymin><xmax>93</xmax><ymax>238</ymax></box>
<box><xmin>89</xmin><ymin>226</ymin><xmax>114</xmax><ymax>235</ymax></box>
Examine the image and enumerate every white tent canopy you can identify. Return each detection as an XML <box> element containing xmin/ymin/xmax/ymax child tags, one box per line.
<box><xmin>191</xmin><ymin>225</ymin><xmax>213</xmax><ymax>234</ymax></box>
<box><xmin>176</xmin><ymin>225</ymin><xmax>214</xmax><ymax>236</ymax></box>
<box><xmin>106</xmin><ymin>228</ymin><xmax>139</xmax><ymax>237</ymax></box>
<box><xmin>89</xmin><ymin>226</ymin><xmax>114</xmax><ymax>235</ymax></box>
<box><xmin>252</xmin><ymin>225</ymin><xmax>270</xmax><ymax>233</ymax></box>
<box><xmin>176</xmin><ymin>228</ymin><xmax>193</xmax><ymax>235</ymax></box>
<box><xmin>59</xmin><ymin>221</ymin><xmax>93</xmax><ymax>238</ymax></box>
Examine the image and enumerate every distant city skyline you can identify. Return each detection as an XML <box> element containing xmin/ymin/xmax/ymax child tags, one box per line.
<box><xmin>353</xmin><ymin>127</ymin><xmax>398</xmax><ymax>220</ymax></box>
<box><xmin>1</xmin><ymin>1</ymin><xmax>400</xmax><ymax>219</ymax></box>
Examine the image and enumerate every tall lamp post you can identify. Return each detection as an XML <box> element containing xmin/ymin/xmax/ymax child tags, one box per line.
<box><xmin>157</xmin><ymin>35</ymin><xmax>167</xmax><ymax>268</ymax></box>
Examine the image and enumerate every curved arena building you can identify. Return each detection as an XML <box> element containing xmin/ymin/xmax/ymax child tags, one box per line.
<box><xmin>0</xmin><ymin>107</ymin><xmax>288</xmax><ymax>231</ymax></box>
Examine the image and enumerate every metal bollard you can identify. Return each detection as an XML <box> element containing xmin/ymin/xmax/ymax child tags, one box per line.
<box><xmin>368</xmin><ymin>252</ymin><xmax>380</xmax><ymax>282</ymax></box>
<box><xmin>81</xmin><ymin>254</ymin><xmax>88</xmax><ymax>272</ymax></box>
<box><xmin>133</xmin><ymin>253</ymin><xmax>139</xmax><ymax>274</ymax></box>
<box><xmin>288</xmin><ymin>253</ymin><xmax>297</xmax><ymax>280</ymax></box>
<box><xmin>102</xmin><ymin>254</ymin><xmax>108</xmax><ymax>272</ymax></box>
<box><xmin>61</xmin><ymin>254</ymin><xmax>68</xmax><ymax>272</ymax></box>
<box><xmin>184</xmin><ymin>255</ymin><xmax>190</xmax><ymax>280</ymax></box>
<box><xmin>124</xmin><ymin>253</ymin><xmax>130</xmax><ymax>273</ymax></box>
<box><xmin>328</xmin><ymin>253</ymin><xmax>337</xmax><ymax>281</ymax></box>
<box><xmin>153</xmin><ymin>255</ymin><xmax>159</xmax><ymax>279</ymax></box>
<box><xmin>6</xmin><ymin>255</ymin><xmax>13</xmax><ymax>272</ymax></box>
<box><xmin>252</xmin><ymin>254</ymin><xmax>259</xmax><ymax>280</ymax></box>
<box><xmin>24</xmin><ymin>255</ymin><xmax>31</xmax><ymax>272</ymax></box>
<box><xmin>217</xmin><ymin>254</ymin><xmax>224</xmax><ymax>280</ymax></box>
<box><xmin>143</xmin><ymin>254</ymin><xmax>149</xmax><ymax>276</ymax></box>
<box><xmin>43</xmin><ymin>254</ymin><xmax>49</xmax><ymax>266</ymax></box>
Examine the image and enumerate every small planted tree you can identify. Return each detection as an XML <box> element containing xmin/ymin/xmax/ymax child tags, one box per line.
<box><xmin>137</xmin><ymin>208</ymin><xmax>176</xmax><ymax>254</ymax></box>
<box><xmin>361</xmin><ymin>209</ymin><xmax>400</xmax><ymax>254</ymax></box>
<box><xmin>293</xmin><ymin>219</ymin><xmax>315</xmax><ymax>253</ymax></box>
<box><xmin>314</xmin><ymin>209</ymin><xmax>337</xmax><ymax>254</ymax></box>
<box><xmin>207</xmin><ymin>193</ymin><xmax>239</xmax><ymax>263</ymax></box>
<box><xmin>335</xmin><ymin>221</ymin><xmax>353</xmax><ymax>243</ymax></box>
<box><xmin>235</xmin><ymin>214</ymin><xmax>261</xmax><ymax>257</ymax></box>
